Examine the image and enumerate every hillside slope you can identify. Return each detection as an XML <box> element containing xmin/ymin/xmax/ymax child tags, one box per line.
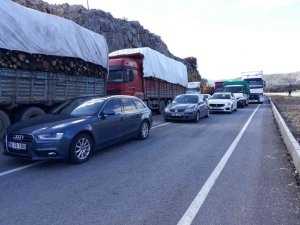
<box><xmin>265</xmin><ymin>72</ymin><xmax>300</xmax><ymax>87</ymax></box>
<box><xmin>12</xmin><ymin>0</ymin><xmax>200</xmax><ymax>81</ymax></box>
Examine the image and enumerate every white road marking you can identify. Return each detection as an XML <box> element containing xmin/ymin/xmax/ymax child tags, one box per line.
<box><xmin>152</xmin><ymin>122</ymin><xmax>170</xmax><ymax>129</ymax></box>
<box><xmin>0</xmin><ymin>161</ymin><xmax>44</xmax><ymax>177</ymax></box>
<box><xmin>177</xmin><ymin>104</ymin><xmax>260</xmax><ymax>225</ymax></box>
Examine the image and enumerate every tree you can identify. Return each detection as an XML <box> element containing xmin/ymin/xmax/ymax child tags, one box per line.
<box><xmin>184</xmin><ymin>57</ymin><xmax>198</xmax><ymax>70</ymax></box>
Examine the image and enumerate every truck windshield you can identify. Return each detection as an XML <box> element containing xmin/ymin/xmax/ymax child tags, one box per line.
<box><xmin>186</xmin><ymin>87</ymin><xmax>200</xmax><ymax>93</ymax></box>
<box><xmin>224</xmin><ymin>86</ymin><xmax>243</xmax><ymax>93</ymax></box>
<box><xmin>107</xmin><ymin>70</ymin><xmax>123</xmax><ymax>84</ymax></box>
<box><xmin>214</xmin><ymin>86</ymin><xmax>224</xmax><ymax>92</ymax></box>
<box><xmin>244</xmin><ymin>79</ymin><xmax>263</xmax><ymax>88</ymax></box>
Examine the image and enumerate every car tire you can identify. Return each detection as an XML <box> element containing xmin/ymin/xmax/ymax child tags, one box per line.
<box><xmin>229</xmin><ymin>106</ymin><xmax>233</xmax><ymax>114</ymax></box>
<box><xmin>205</xmin><ymin>110</ymin><xmax>209</xmax><ymax>118</ymax></box>
<box><xmin>241</xmin><ymin>101</ymin><xmax>245</xmax><ymax>108</ymax></box>
<box><xmin>138</xmin><ymin>120</ymin><xmax>150</xmax><ymax>140</ymax></box>
<box><xmin>0</xmin><ymin>110</ymin><xmax>10</xmax><ymax>140</ymax></box>
<box><xmin>194</xmin><ymin>111</ymin><xmax>200</xmax><ymax>122</ymax></box>
<box><xmin>70</xmin><ymin>133</ymin><xmax>93</xmax><ymax>164</ymax></box>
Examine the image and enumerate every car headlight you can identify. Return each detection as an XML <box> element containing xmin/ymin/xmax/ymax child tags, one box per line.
<box><xmin>37</xmin><ymin>133</ymin><xmax>64</xmax><ymax>141</ymax></box>
<box><xmin>164</xmin><ymin>108</ymin><xmax>170</xmax><ymax>113</ymax></box>
<box><xmin>225</xmin><ymin>101</ymin><xmax>231</xmax><ymax>106</ymax></box>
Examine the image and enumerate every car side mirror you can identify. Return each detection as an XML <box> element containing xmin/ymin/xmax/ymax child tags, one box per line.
<box><xmin>101</xmin><ymin>109</ymin><xmax>115</xmax><ymax>116</ymax></box>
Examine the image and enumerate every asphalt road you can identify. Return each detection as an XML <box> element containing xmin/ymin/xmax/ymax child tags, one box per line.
<box><xmin>0</xmin><ymin>100</ymin><xmax>299</xmax><ymax>225</ymax></box>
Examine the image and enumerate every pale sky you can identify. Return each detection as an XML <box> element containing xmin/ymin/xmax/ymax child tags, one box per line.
<box><xmin>45</xmin><ymin>0</ymin><xmax>300</xmax><ymax>80</ymax></box>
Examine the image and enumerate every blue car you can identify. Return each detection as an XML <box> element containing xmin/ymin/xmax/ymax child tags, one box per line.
<box><xmin>3</xmin><ymin>95</ymin><xmax>152</xmax><ymax>163</ymax></box>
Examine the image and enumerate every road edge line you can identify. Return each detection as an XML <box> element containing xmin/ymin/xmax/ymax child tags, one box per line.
<box><xmin>177</xmin><ymin>104</ymin><xmax>260</xmax><ymax>225</ymax></box>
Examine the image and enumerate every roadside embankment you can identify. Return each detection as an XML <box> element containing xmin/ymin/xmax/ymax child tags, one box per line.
<box><xmin>270</xmin><ymin>95</ymin><xmax>300</xmax><ymax>174</ymax></box>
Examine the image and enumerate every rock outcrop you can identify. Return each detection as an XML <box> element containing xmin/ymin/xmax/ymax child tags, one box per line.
<box><xmin>12</xmin><ymin>0</ymin><xmax>201</xmax><ymax>81</ymax></box>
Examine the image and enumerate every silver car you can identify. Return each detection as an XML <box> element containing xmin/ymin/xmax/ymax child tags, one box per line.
<box><xmin>164</xmin><ymin>94</ymin><xmax>209</xmax><ymax>122</ymax></box>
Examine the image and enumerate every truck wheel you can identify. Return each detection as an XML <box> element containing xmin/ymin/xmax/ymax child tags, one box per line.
<box><xmin>158</xmin><ymin>100</ymin><xmax>165</xmax><ymax>114</ymax></box>
<box><xmin>0</xmin><ymin>110</ymin><xmax>10</xmax><ymax>140</ymax></box>
<box><xmin>15</xmin><ymin>107</ymin><xmax>45</xmax><ymax>122</ymax></box>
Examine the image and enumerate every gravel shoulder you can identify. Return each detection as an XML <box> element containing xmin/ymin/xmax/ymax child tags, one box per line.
<box><xmin>270</xmin><ymin>95</ymin><xmax>300</xmax><ymax>143</ymax></box>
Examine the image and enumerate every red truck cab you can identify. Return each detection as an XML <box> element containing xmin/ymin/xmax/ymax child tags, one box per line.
<box><xmin>107</xmin><ymin>54</ymin><xmax>144</xmax><ymax>99</ymax></box>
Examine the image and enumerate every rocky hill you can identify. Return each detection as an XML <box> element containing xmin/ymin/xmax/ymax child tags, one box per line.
<box><xmin>263</xmin><ymin>72</ymin><xmax>300</xmax><ymax>92</ymax></box>
<box><xmin>12</xmin><ymin>0</ymin><xmax>200</xmax><ymax>81</ymax></box>
<box><xmin>264</xmin><ymin>72</ymin><xmax>300</xmax><ymax>86</ymax></box>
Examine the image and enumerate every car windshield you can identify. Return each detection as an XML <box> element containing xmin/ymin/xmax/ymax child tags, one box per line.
<box><xmin>173</xmin><ymin>95</ymin><xmax>198</xmax><ymax>103</ymax></box>
<box><xmin>211</xmin><ymin>94</ymin><xmax>231</xmax><ymax>99</ymax></box>
<box><xmin>51</xmin><ymin>98</ymin><xmax>105</xmax><ymax>116</ymax></box>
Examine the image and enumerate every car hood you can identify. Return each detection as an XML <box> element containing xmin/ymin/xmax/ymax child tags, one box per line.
<box><xmin>167</xmin><ymin>103</ymin><xmax>197</xmax><ymax>110</ymax></box>
<box><xmin>7</xmin><ymin>114</ymin><xmax>90</xmax><ymax>134</ymax></box>
<box><xmin>208</xmin><ymin>99</ymin><xmax>231</xmax><ymax>104</ymax></box>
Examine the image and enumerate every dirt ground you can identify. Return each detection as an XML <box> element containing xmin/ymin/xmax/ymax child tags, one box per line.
<box><xmin>270</xmin><ymin>95</ymin><xmax>300</xmax><ymax>143</ymax></box>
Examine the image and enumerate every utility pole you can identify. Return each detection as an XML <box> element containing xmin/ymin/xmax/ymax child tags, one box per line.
<box><xmin>87</xmin><ymin>0</ymin><xmax>90</xmax><ymax>9</ymax></box>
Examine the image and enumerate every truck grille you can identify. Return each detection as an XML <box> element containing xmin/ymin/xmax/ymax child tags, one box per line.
<box><xmin>250</xmin><ymin>95</ymin><xmax>259</xmax><ymax>100</ymax></box>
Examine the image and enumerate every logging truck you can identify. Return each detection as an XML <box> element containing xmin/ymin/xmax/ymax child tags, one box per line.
<box><xmin>107</xmin><ymin>48</ymin><xmax>188</xmax><ymax>113</ymax></box>
<box><xmin>0</xmin><ymin>1</ymin><xmax>108</xmax><ymax>139</ymax></box>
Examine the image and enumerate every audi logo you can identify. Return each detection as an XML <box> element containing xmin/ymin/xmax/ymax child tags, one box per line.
<box><xmin>13</xmin><ymin>135</ymin><xmax>24</xmax><ymax>141</ymax></box>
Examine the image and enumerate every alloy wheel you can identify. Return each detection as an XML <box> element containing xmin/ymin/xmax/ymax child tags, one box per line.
<box><xmin>75</xmin><ymin>137</ymin><xmax>91</xmax><ymax>160</ymax></box>
<box><xmin>141</xmin><ymin>122</ymin><xmax>149</xmax><ymax>139</ymax></box>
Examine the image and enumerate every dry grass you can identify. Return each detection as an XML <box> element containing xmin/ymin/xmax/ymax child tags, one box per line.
<box><xmin>271</xmin><ymin>96</ymin><xmax>300</xmax><ymax>143</ymax></box>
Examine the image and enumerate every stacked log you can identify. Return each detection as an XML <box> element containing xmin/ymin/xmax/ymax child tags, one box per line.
<box><xmin>0</xmin><ymin>48</ymin><xmax>107</xmax><ymax>77</ymax></box>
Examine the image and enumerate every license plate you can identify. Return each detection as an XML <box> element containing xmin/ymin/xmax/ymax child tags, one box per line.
<box><xmin>171</xmin><ymin>113</ymin><xmax>182</xmax><ymax>116</ymax></box>
<box><xmin>8</xmin><ymin>142</ymin><xmax>26</xmax><ymax>150</ymax></box>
